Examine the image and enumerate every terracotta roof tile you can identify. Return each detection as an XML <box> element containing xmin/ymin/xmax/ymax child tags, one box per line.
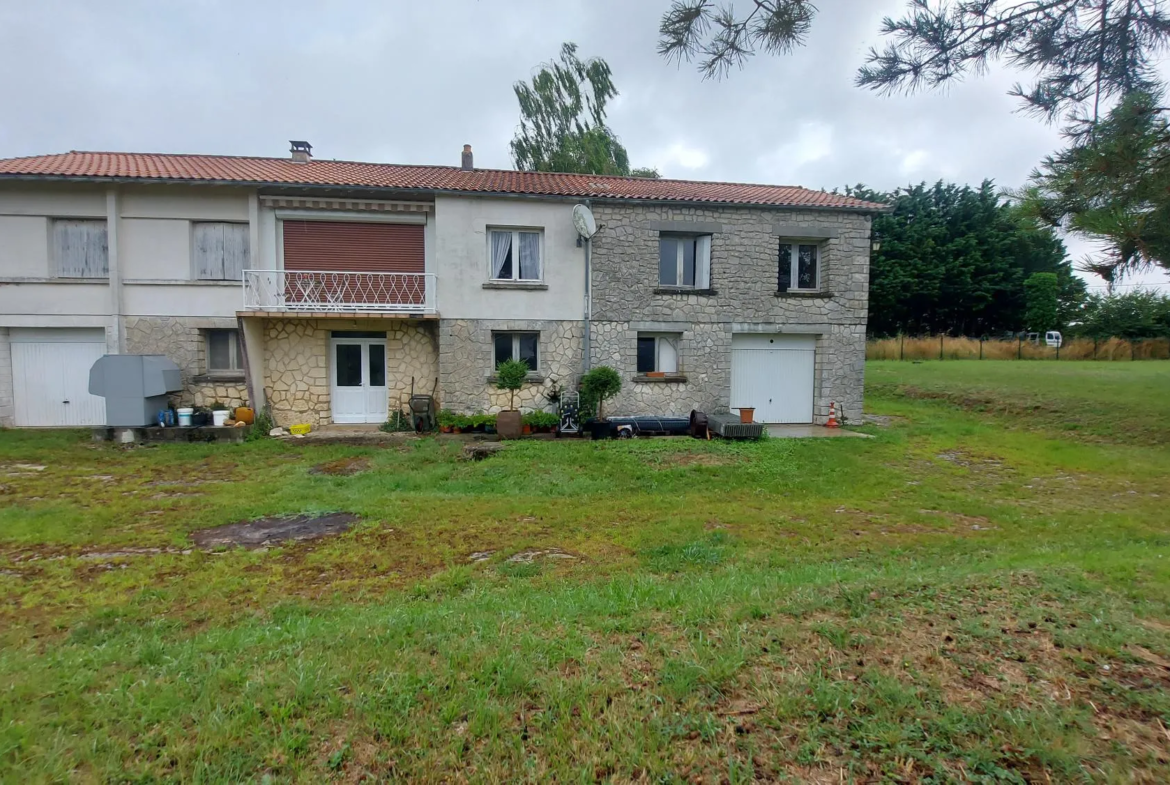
<box><xmin>0</xmin><ymin>151</ymin><xmax>887</xmax><ymax>211</ymax></box>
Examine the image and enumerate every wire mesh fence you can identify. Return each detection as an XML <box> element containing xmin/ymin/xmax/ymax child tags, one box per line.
<box><xmin>867</xmin><ymin>335</ymin><xmax>1170</xmax><ymax>361</ymax></box>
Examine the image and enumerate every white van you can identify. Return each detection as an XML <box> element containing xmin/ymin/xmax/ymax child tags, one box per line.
<box><xmin>1045</xmin><ymin>331</ymin><xmax>1063</xmax><ymax>348</ymax></box>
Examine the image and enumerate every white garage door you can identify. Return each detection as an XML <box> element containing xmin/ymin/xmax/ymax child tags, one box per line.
<box><xmin>730</xmin><ymin>333</ymin><xmax>816</xmax><ymax>424</ymax></box>
<box><xmin>11</xmin><ymin>328</ymin><xmax>107</xmax><ymax>426</ymax></box>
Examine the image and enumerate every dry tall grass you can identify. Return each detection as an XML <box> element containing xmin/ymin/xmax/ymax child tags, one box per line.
<box><xmin>867</xmin><ymin>335</ymin><xmax>1170</xmax><ymax>361</ymax></box>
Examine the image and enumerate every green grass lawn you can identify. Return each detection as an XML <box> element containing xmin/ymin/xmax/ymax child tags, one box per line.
<box><xmin>2</xmin><ymin>361</ymin><xmax>1169</xmax><ymax>782</ymax></box>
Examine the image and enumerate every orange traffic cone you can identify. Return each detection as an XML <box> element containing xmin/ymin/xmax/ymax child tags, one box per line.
<box><xmin>825</xmin><ymin>401</ymin><xmax>840</xmax><ymax>429</ymax></box>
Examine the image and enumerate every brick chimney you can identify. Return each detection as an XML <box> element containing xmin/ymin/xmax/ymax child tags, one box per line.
<box><xmin>289</xmin><ymin>140</ymin><xmax>312</xmax><ymax>163</ymax></box>
<box><xmin>461</xmin><ymin>144</ymin><xmax>473</xmax><ymax>171</ymax></box>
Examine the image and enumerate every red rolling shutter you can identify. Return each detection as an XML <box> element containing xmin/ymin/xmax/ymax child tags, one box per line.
<box><xmin>282</xmin><ymin>220</ymin><xmax>424</xmax><ymax>272</ymax></box>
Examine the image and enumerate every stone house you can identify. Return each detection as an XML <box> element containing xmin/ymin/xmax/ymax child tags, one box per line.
<box><xmin>0</xmin><ymin>143</ymin><xmax>884</xmax><ymax>428</ymax></box>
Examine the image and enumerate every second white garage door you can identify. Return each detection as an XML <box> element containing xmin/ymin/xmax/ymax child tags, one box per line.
<box><xmin>730</xmin><ymin>333</ymin><xmax>815</xmax><ymax>424</ymax></box>
<box><xmin>11</xmin><ymin>328</ymin><xmax>108</xmax><ymax>426</ymax></box>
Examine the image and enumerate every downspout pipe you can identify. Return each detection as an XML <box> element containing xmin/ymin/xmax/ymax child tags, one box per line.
<box><xmin>581</xmin><ymin>199</ymin><xmax>592</xmax><ymax>377</ymax></box>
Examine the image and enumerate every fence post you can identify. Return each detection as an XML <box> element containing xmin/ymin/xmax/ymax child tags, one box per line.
<box><xmin>1094</xmin><ymin>337</ymin><xmax>1098</xmax><ymax>360</ymax></box>
<box><xmin>979</xmin><ymin>338</ymin><xmax>983</xmax><ymax>360</ymax></box>
<box><xmin>899</xmin><ymin>334</ymin><xmax>904</xmax><ymax>361</ymax></box>
<box><xmin>940</xmin><ymin>334</ymin><xmax>945</xmax><ymax>361</ymax></box>
<box><xmin>1132</xmin><ymin>340</ymin><xmax>1136</xmax><ymax>361</ymax></box>
<box><xmin>1056</xmin><ymin>341</ymin><xmax>1060</xmax><ymax>361</ymax></box>
<box><xmin>1018</xmin><ymin>334</ymin><xmax>1023</xmax><ymax>360</ymax></box>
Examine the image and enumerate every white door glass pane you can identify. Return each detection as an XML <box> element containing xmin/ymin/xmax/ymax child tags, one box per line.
<box><xmin>368</xmin><ymin>344</ymin><xmax>386</xmax><ymax>387</ymax></box>
<box><xmin>335</xmin><ymin>344</ymin><xmax>363</xmax><ymax>387</ymax></box>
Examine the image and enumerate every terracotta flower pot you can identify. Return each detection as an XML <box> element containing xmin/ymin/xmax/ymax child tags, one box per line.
<box><xmin>452</xmin><ymin>427</ymin><xmax>462</xmax><ymax>434</ymax></box>
<box><xmin>496</xmin><ymin>410</ymin><xmax>523</xmax><ymax>440</ymax></box>
<box><xmin>522</xmin><ymin>424</ymin><xmax>532</xmax><ymax>435</ymax></box>
<box><xmin>739</xmin><ymin>408</ymin><xmax>755</xmax><ymax>424</ymax></box>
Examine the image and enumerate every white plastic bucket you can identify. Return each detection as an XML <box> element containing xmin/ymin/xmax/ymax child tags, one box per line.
<box><xmin>176</xmin><ymin>407</ymin><xmax>194</xmax><ymax>427</ymax></box>
<box><xmin>212</xmin><ymin>410</ymin><xmax>230</xmax><ymax>427</ymax></box>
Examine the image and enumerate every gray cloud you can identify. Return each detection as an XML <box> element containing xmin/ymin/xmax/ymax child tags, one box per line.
<box><xmin>0</xmin><ymin>0</ymin><xmax>1165</xmax><ymax>288</ymax></box>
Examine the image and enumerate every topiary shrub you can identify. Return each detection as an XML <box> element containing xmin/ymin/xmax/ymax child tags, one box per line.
<box><xmin>494</xmin><ymin>359</ymin><xmax>530</xmax><ymax>411</ymax></box>
<box><xmin>580</xmin><ymin>366</ymin><xmax>621</xmax><ymax>421</ymax></box>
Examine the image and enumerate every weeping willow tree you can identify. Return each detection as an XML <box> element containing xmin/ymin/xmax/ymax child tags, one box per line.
<box><xmin>510</xmin><ymin>43</ymin><xmax>631</xmax><ymax>176</ymax></box>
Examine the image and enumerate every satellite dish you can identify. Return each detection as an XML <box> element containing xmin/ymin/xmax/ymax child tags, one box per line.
<box><xmin>573</xmin><ymin>204</ymin><xmax>598</xmax><ymax>239</ymax></box>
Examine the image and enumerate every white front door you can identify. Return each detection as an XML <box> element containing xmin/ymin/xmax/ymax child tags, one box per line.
<box><xmin>330</xmin><ymin>339</ymin><xmax>388</xmax><ymax>424</ymax></box>
<box><xmin>730</xmin><ymin>333</ymin><xmax>816</xmax><ymax>424</ymax></box>
<box><xmin>11</xmin><ymin>328</ymin><xmax>108</xmax><ymax>426</ymax></box>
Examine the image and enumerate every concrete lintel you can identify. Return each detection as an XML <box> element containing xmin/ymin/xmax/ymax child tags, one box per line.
<box><xmin>731</xmin><ymin>322</ymin><xmax>829</xmax><ymax>335</ymax></box>
<box><xmin>647</xmin><ymin>220</ymin><xmax>723</xmax><ymax>234</ymax></box>
<box><xmin>629</xmin><ymin>321</ymin><xmax>691</xmax><ymax>333</ymax></box>
<box><xmin>771</xmin><ymin>223</ymin><xmax>839</xmax><ymax>239</ymax></box>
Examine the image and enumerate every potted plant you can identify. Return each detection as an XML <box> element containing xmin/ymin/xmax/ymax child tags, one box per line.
<box><xmin>209</xmin><ymin>400</ymin><xmax>232</xmax><ymax>428</ymax></box>
<box><xmin>523</xmin><ymin>411</ymin><xmax>559</xmax><ymax>433</ymax></box>
<box><xmin>437</xmin><ymin>409</ymin><xmax>457</xmax><ymax>434</ymax></box>
<box><xmin>580</xmin><ymin>366</ymin><xmax>621</xmax><ymax>440</ymax></box>
<box><xmin>494</xmin><ymin>358</ymin><xmax>529</xmax><ymax>439</ymax></box>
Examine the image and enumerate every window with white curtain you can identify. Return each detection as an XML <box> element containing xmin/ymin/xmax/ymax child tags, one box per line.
<box><xmin>636</xmin><ymin>333</ymin><xmax>680</xmax><ymax>374</ymax></box>
<box><xmin>488</xmin><ymin>228</ymin><xmax>542</xmax><ymax>281</ymax></box>
<box><xmin>658</xmin><ymin>233</ymin><xmax>711</xmax><ymax>289</ymax></box>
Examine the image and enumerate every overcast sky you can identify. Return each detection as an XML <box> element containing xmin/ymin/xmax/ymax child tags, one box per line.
<box><xmin>1</xmin><ymin>0</ymin><xmax>1166</xmax><ymax>290</ymax></box>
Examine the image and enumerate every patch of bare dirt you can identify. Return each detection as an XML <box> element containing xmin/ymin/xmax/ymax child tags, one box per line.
<box><xmin>191</xmin><ymin>513</ymin><xmax>360</xmax><ymax>549</ymax></box>
<box><xmin>505</xmin><ymin>548</ymin><xmax>578</xmax><ymax>564</ymax></box>
<box><xmin>309</xmin><ymin>457</ymin><xmax>370</xmax><ymax>476</ymax></box>
<box><xmin>660</xmin><ymin>452</ymin><xmax>734</xmax><ymax>468</ymax></box>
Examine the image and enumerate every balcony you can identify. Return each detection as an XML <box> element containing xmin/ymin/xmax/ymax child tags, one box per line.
<box><xmin>242</xmin><ymin>270</ymin><xmax>437</xmax><ymax>315</ymax></box>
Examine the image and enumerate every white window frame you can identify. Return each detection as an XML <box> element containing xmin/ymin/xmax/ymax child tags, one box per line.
<box><xmin>779</xmin><ymin>241</ymin><xmax>821</xmax><ymax>291</ymax></box>
<box><xmin>636</xmin><ymin>333</ymin><xmax>681</xmax><ymax>374</ymax></box>
<box><xmin>205</xmin><ymin>329</ymin><xmax>243</xmax><ymax>374</ymax></box>
<box><xmin>493</xmin><ymin>331</ymin><xmax>540</xmax><ymax>372</ymax></box>
<box><xmin>487</xmin><ymin>228</ymin><xmax>543</xmax><ymax>282</ymax></box>
<box><xmin>658</xmin><ymin>233</ymin><xmax>711</xmax><ymax>289</ymax></box>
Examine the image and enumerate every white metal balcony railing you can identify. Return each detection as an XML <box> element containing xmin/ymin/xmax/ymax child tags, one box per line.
<box><xmin>243</xmin><ymin>270</ymin><xmax>437</xmax><ymax>314</ymax></box>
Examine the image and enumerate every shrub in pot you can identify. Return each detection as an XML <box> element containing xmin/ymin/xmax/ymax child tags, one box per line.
<box><xmin>580</xmin><ymin>366</ymin><xmax>621</xmax><ymax>440</ymax></box>
<box><xmin>494</xmin><ymin>359</ymin><xmax>530</xmax><ymax>439</ymax></box>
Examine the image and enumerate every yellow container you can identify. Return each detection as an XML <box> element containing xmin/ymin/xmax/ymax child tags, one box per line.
<box><xmin>289</xmin><ymin>423</ymin><xmax>312</xmax><ymax>436</ymax></box>
<box><xmin>234</xmin><ymin>407</ymin><xmax>255</xmax><ymax>424</ymax></box>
